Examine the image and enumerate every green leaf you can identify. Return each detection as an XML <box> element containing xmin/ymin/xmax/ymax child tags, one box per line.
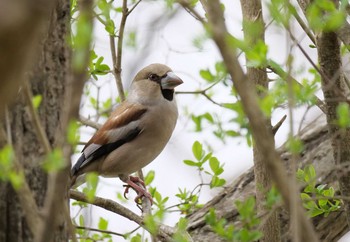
<box><xmin>173</xmin><ymin>217</ymin><xmax>190</xmax><ymax>242</ymax></box>
<box><xmin>209</xmin><ymin>157</ymin><xmax>224</xmax><ymax>175</ymax></box>
<box><xmin>67</xmin><ymin>120</ymin><xmax>80</xmax><ymax>145</ymax></box>
<box><xmin>300</xmin><ymin>192</ymin><xmax>311</xmax><ymax>201</ymax></box>
<box><xmin>183</xmin><ymin>159</ymin><xmax>199</xmax><ymax>167</ymax></box>
<box><xmin>191</xmin><ymin>115</ymin><xmax>202</xmax><ymax>132</ymax></box>
<box><xmin>209</xmin><ymin>157</ymin><xmax>219</xmax><ymax>173</ymax></box>
<box><xmin>126</xmin><ymin>31</ymin><xmax>137</xmax><ymax>48</ymax></box>
<box><xmin>245</xmin><ymin>40</ymin><xmax>268</xmax><ymax>67</ymax></box>
<box><xmin>307</xmin><ymin>0</ymin><xmax>346</xmax><ymax>31</ymax></box>
<box><xmin>337</xmin><ymin>103</ymin><xmax>350</xmax><ymax>128</ymax></box>
<box><xmin>225</xmin><ymin>130</ymin><xmax>240</xmax><ymax>137</ymax></box>
<box><xmin>72</xmin><ymin>10</ymin><xmax>93</xmax><ymax>71</ymax></box>
<box><xmin>42</xmin><ymin>149</ymin><xmax>65</xmax><ymax>172</ymax></box>
<box><xmin>210</xmin><ymin>176</ymin><xmax>226</xmax><ymax>188</ymax></box>
<box><xmin>32</xmin><ymin>95</ymin><xmax>42</xmax><ymax>109</ymax></box>
<box><xmin>105</xmin><ymin>19</ymin><xmax>115</xmax><ymax>35</ymax></box>
<box><xmin>143</xmin><ymin>215</ymin><xmax>158</xmax><ymax>235</ymax></box>
<box><xmin>305</xmin><ymin>165</ymin><xmax>316</xmax><ymax>181</ymax></box>
<box><xmin>199</xmin><ymin>69</ymin><xmax>215</xmax><ymax>82</ymax></box>
<box><xmin>102</xmin><ymin>98</ymin><xmax>112</xmax><ymax>109</ymax></box>
<box><xmin>296</xmin><ymin>168</ymin><xmax>305</xmax><ymax>181</ymax></box>
<box><xmin>192</xmin><ymin>141</ymin><xmax>203</xmax><ymax>161</ymax></box>
<box><xmin>90</xmin><ymin>97</ymin><xmax>97</xmax><ymax>108</ymax></box>
<box><xmin>83</xmin><ymin>172</ymin><xmax>99</xmax><ymax>202</ymax></box>
<box><xmin>98</xmin><ymin>217</ymin><xmax>108</xmax><ymax>230</ymax></box>
<box><xmin>8</xmin><ymin>171</ymin><xmax>24</xmax><ymax>190</ymax></box>
<box><xmin>203</xmin><ymin>112</ymin><xmax>214</xmax><ymax>123</ymax></box>
<box><xmin>79</xmin><ymin>214</ymin><xmax>85</xmax><ymax>226</ymax></box>
<box><xmin>286</xmin><ymin>136</ymin><xmax>304</xmax><ymax>154</ymax></box>
<box><xmin>265</xmin><ymin>186</ymin><xmax>281</xmax><ymax>209</ymax></box>
<box><xmin>144</xmin><ymin>170</ymin><xmax>155</xmax><ymax>185</ymax></box>
<box><xmin>202</xmin><ymin>152</ymin><xmax>212</xmax><ymax>163</ymax></box>
<box><xmin>310</xmin><ymin>208</ymin><xmax>324</xmax><ymax>217</ymax></box>
<box><xmin>0</xmin><ymin>145</ymin><xmax>14</xmax><ymax>177</ymax></box>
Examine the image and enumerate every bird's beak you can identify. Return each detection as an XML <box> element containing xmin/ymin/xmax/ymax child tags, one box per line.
<box><xmin>161</xmin><ymin>72</ymin><xmax>183</xmax><ymax>90</ymax></box>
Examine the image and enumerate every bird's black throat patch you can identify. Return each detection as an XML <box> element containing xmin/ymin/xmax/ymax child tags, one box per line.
<box><xmin>161</xmin><ymin>89</ymin><xmax>174</xmax><ymax>101</ymax></box>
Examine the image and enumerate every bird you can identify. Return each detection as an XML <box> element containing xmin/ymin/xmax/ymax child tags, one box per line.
<box><xmin>70</xmin><ymin>63</ymin><xmax>183</xmax><ymax>204</ymax></box>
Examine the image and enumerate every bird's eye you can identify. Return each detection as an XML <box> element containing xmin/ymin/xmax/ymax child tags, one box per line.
<box><xmin>148</xmin><ymin>74</ymin><xmax>159</xmax><ymax>81</ymax></box>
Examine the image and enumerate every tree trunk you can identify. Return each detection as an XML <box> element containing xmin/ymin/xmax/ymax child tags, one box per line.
<box><xmin>240</xmin><ymin>0</ymin><xmax>281</xmax><ymax>241</ymax></box>
<box><xmin>187</xmin><ymin>121</ymin><xmax>347</xmax><ymax>241</ymax></box>
<box><xmin>316</xmin><ymin>30</ymin><xmax>350</xmax><ymax>228</ymax></box>
<box><xmin>0</xmin><ymin>0</ymin><xmax>71</xmax><ymax>241</ymax></box>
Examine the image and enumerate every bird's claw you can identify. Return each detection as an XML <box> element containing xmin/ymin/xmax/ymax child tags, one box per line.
<box><xmin>122</xmin><ymin>176</ymin><xmax>153</xmax><ymax>205</ymax></box>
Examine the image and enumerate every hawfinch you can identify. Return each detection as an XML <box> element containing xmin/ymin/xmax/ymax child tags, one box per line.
<box><xmin>71</xmin><ymin>63</ymin><xmax>183</xmax><ymax>204</ymax></box>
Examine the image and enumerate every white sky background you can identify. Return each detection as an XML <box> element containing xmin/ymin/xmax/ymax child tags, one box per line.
<box><xmin>71</xmin><ymin>0</ymin><xmax>350</xmax><ymax>241</ymax></box>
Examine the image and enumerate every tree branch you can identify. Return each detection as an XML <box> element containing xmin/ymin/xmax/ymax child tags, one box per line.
<box><xmin>176</xmin><ymin>79</ymin><xmax>225</xmax><ymax>107</ymax></box>
<box><xmin>110</xmin><ymin>0</ymin><xmax>129</xmax><ymax>101</ymax></box>
<box><xmin>70</xmin><ymin>190</ymin><xmax>175</xmax><ymax>241</ymax></box>
<box><xmin>79</xmin><ymin>116</ymin><xmax>102</xmax><ymax>129</ymax></box>
<box><xmin>75</xmin><ymin>225</ymin><xmax>126</xmax><ymax>238</ymax></box>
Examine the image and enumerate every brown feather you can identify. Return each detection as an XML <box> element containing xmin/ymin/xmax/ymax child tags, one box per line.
<box><xmin>83</xmin><ymin>102</ymin><xmax>147</xmax><ymax>149</ymax></box>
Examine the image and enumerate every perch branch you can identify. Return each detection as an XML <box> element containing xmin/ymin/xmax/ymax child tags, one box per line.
<box><xmin>70</xmin><ymin>190</ymin><xmax>175</xmax><ymax>241</ymax></box>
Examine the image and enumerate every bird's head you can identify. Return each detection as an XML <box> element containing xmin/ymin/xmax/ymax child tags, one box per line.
<box><xmin>131</xmin><ymin>63</ymin><xmax>183</xmax><ymax>101</ymax></box>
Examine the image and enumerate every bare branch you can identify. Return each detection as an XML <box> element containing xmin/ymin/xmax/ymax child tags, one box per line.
<box><xmin>79</xmin><ymin>116</ymin><xmax>102</xmax><ymax>129</ymax></box>
<box><xmin>176</xmin><ymin>80</ymin><xmax>225</xmax><ymax>107</ymax></box>
<box><xmin>110</xmin><ymin>0</ymin><xmax>130</xmax><ymax>102</ymax></box>
<box><xmin>75</xmin><ymin>225</ymin><xmax>126</xmax><ymax>238</ymax></box>
<box><xmin>177</xmin><ymin>0</ymin><xmax>206</xmax><ymax>23</ymax></box>
<box><xmin>127</xmin><ymin>0</ymin><xmax>142</xmax><ymax>16</ymax></box>
<box><xmin>272</xmin><ymin>114</ymin><xmax>287</xmax><ymax>135</ymax></box>
<box><xmin>290</xmin><ymin>4</ymin><xmax>316</xmax><ymax>45</ymax></box>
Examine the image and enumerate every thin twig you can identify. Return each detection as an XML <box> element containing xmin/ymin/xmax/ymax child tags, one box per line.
<box><xmin>272</xmin><ymin>114</ymin><xmax>287</xmax><ymax>135</ymax></box>
<box><xmin>177</xmin><ymin>0</ymin><xmax>206</xmax><ymax>24</ymax></box>
<box><xmin>75</xmin><ymin>225</ymin><xmax>126</xmax><ymax>238</ymax></box>
<box><xmin>110</xmin><ymin>0</ymin><xmax>129</xmax><ymax>101</ymax></box>
<box><xmin>290</xmin><ymin>4</ymin><xmax>316</xmax><ymax>45</ymax></box>
<box><xmin>79</xmin><ymin>116</ymin><xmax>102</xmax><ymax>129</ymax></box>
<box><xmin>176</xmin><ymin>80</ymin><xmax>225</xmax><ymax>107</ymax></box>
<box><xmin>127</xmin><ymin>0</ymin><xmax>142</xmax><ymax>16</ymax></box>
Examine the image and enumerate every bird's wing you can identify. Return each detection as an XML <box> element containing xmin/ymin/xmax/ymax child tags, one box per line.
<box><xmin>71</xmin><ymin>102</ymin><xmax>147</xmax><ymax>176</ymax></box>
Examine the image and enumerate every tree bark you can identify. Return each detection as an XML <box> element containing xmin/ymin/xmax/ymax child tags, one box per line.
<box><xmin>187</xmin><ymin>122</ymin><xmax>348</xmax><ymax>241</ymax></box>
<box><xmin>240</xmin><ymin>1</ymin><xmax>281</xmax><ymax>241</ymax></box>
<box><xmin>316</xmin><ymin>30</ymin><xmax>350</xmax><ymax>228</ymax></box>
<box><xmin>0</xmin><ymin>0</ymin><xmax>71</xmax><ymax>241</ymax></box>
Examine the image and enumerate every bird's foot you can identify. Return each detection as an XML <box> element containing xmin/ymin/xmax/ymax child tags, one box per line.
<box><xmin>123</xmin><ymin>176</ymin><xmax>153</xmax><ymax>205</ymax></box>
